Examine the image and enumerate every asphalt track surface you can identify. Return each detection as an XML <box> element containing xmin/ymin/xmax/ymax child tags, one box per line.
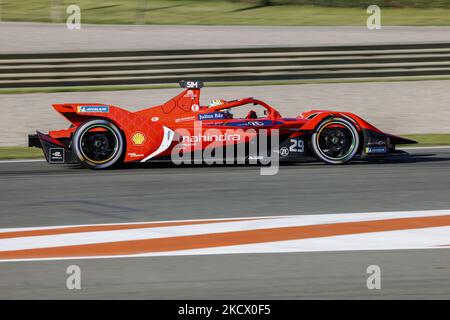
<box><xmin>0</xmin><ymin>147</ymin><xmax>449</xmax><ymax>299</ymax></box>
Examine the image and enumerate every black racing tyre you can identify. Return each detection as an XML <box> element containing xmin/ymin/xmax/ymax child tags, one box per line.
<box><xmin>311</xmin><ymin>117</ymin><xmax>360</xmax><ymax>165</ymax></box>
<box><xmin>72</xmin><ymin>119</ymin><xmax>124</xmax><ymax>169</ymax></box>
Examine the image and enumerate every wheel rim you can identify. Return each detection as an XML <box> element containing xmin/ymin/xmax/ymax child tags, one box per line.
<box><xmin>316</xmin><ymin>121</ymin><xmax>357</xmax><ymax>161</ymax></box>
<box><xmin>79</xmin><ymin>124</ymin><xmax>119</xmax><ymax>164</ymax></box>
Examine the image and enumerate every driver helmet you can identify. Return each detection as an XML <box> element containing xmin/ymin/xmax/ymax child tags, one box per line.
<box><xmin>209</xmin><ymin>99</ymin><xmax>226</xmax><ymax>107</ymax></box>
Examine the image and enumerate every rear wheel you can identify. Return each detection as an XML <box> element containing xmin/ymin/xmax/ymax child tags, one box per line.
<box><xmin>72</xmin><ymin>119</ymin><xmax>124</xmax><ymax>169</ymax></box>
<box><xmin>311</xmin><ymin>117</ymin><xmax>360</xmax><ymax>164</ymax></box>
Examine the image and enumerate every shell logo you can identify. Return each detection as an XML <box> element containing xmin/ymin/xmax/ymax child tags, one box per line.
<box><xmin>131</xmin><ymin>132</ymin><xmax>146</xmax><ymax>145</ymax></box>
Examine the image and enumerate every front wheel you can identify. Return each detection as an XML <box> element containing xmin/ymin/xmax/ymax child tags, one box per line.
<box><xmin>72</xmin><ymin>119</ymin><xmax>124</xmax><ymax>169</ymax></box>
<box><xmin>311</xmin><ymin>117</ymin><xmax>360</xmax><ymax>165</ymax></box>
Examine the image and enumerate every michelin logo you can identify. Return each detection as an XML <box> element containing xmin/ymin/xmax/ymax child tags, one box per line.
<box><xmin>77</xmin><ymin>106</ymin><xmax>109</xmax><ymax>113</ymax></box>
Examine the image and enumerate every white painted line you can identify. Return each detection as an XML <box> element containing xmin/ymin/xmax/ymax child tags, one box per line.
<box><xmin>0</xmin><ymin>159</ymin><xmax>45</xmax><ymax>164</ymax></box>
<box><xmin>0</xmin><ymin>209</ymin><xmax>446</xmax><ymax>233</ymax></box>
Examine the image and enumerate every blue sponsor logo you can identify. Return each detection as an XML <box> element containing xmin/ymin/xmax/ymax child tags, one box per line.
<box><xmin>77</xmin><ymin>106</ymin><xmax>109</xmax><ymax>113</ymax></box>
<box><xmin>366</xmin><ymin>146</ymin><xmax>387</xmax><ymax>154</ymax></box>
<box><xmin>198</xmin><ymin>112</ymin><xmax>226</xmax><ymax>121</ymax></box>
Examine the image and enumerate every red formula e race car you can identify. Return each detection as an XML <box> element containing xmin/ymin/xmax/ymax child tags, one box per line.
<box><xmin>29</xmin><ymin>80</ymin><xmax>416</xmax><ymax>169</ymax></box>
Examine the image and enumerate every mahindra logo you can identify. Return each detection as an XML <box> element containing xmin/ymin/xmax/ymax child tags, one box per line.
<box><xmin>181</xmin><ymin>133</ymin><xmax>241</xmax><ymax>143</ymax></box>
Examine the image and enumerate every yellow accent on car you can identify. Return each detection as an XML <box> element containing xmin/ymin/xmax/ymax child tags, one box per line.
<box><xmin>132</xmin><ymin>132</ymin><xmax>146</xmax><ymax>145</ymax></box>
